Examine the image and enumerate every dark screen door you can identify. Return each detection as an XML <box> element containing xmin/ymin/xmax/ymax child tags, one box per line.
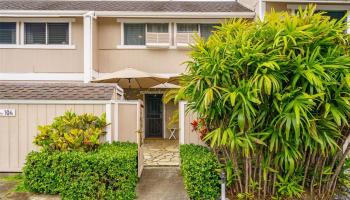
<box><xmin>145</xmin><ymin>94</ymin><xmax>163</xmax><ymax>137</ymax></box>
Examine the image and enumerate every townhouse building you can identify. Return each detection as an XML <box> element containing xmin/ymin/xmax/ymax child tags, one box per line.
<box><xmin>1</xmin><ymin>0</ymin><xmax>350</xmax><ymax>172</ymax></box>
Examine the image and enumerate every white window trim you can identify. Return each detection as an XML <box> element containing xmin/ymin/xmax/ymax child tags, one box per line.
<box><xmin>0</xmin><ymin>18</ymin><xmax>76</xmax><ymax>49</ymax></box>
<box><xmin>118</xmin><ymin>20</ymin><xmax>221</xmax><ymax>49</ymax></box>
<box><xmin>22</xmin><ymin>21</ymin><xmax>73</xmax><ymax>48</ymax></box>
<box><xmin>0</xmin><ymin>20</ymin><xmax>20</xmax><ymax>47</ymax></box>
<box><xmin>287</xmin><ymin>4</ymin><xmax>350</xmax><ymax>34</ymax></box>
<box><xmin>119</xmin><ymin>22</ymin><xmax>171</xmax><ymax>49</ymax></box>
<box><xmin>175</xmin><ymin>22</ymin><xmax>218</xmax><ymax>48</ymax></box>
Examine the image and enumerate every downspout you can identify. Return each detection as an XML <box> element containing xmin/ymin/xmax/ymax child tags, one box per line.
<box><xmin>83</xmin><ymin>11</ymin><xmax>95</xmax><ymax>83</ymax></box>
<box><xmin>258</xmin><ymin>0</ymin><xmax>266</xmax><ymax>21</ymax></box>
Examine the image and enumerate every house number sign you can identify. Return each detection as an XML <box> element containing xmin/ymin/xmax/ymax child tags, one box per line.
<box><xmin>0</xmin><ymin>109</ymin><xmax>16</xmax><ymax>117</ymax></box>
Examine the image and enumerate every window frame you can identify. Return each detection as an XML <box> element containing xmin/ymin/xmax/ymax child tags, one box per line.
<box><xmin>117</xmin><ymin>19</ymin><xmax>221</xmax><ymax>49</ymax></box>
<box><xmin>22</xmin><ymin>20</ymin><xmax>72</xmax><ymax>47</ymax></box>
<box><xmin>176</xmin><ymin>23</ymin><xmax>218</xmax><ymax>37</ymax></box>
<box><xmin>174</xmin><ymin>22</ymin><xmax>219</xmax><ymax>48</ymax></box>
<box><xmin>0</xmin><ymin>18</ymin><xmax>75</xmax><ymax>49</ymax></box>
<box><xmin>121</xmin><ymin>22</ymin><xmax>171</xmax><ymax>48</ymax></box>
<box><xmin>0</xmin><ymin>19</ymin><xmax>20</xmax><ymax>48</ymax></box>
<box><xmin>287</xmin><ymin>4</ymin><xmax>350</xmax><ymax>34</ymax></box>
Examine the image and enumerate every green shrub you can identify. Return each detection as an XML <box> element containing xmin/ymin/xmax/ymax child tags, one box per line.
<box><xmin>34</xmin><ymin>111</ymin><xmax>107</xmax><ymax>152</ymax></box>
<box><xmin>177</xmin><ymin>5</ymin><xmax>350</xmax><ymax>199</ymax></box>
<box><xmin>180</xmin><ymin>144</ymin><xmax>220</xmax><ymax>200</ymax></box>
<box><xmin>23</xmin><ymin>142</ymin><xmax>138</xmax><ymax>200</ymax></box>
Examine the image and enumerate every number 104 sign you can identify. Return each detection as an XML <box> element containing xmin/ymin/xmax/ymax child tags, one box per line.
<box><xmin>0</xmin><ymin>109</ymin><xmax>16</xmax><ymax>117</ymax></box>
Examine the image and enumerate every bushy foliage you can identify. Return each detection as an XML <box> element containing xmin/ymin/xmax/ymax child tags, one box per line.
<box><xmin>34</xmin><ymin>111</ymin><xmax>107</xmax><ymax>152</ymax></box>
<box><xmin>23</xmin><ymin>142</ymin><xmax>138</xmax><ymax>200</ymax></box>
<box><xmin>180</xmin><ymin>144</ymin><xmax>220</xmax><ymax>200</ymax></box>
<box><xmin>177</xmin><ymin>6</ymin><xmax>350</xmax><ymax>199</ymax></box>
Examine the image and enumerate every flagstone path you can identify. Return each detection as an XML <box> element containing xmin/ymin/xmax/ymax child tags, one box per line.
<box><xmin>143</xmin><ymin>139</ymin><xmax>179</xmax><ymax>166</ymax></box>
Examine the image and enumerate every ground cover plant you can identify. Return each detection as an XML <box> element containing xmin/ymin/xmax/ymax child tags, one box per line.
<box><xmin>180</xmin><ymin>144</ymin><xmax>220</xmax><ymax>200</ymax></box>
<box><xmin>177</xmin><ymin>6</ymin><xmax>350</xmax><ymax>199</ymax></box>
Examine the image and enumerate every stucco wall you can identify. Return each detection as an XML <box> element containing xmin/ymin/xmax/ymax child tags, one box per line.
<box><xmin>0</xmin><ymin>103</ymin><xmax>106</xmax><ymax>172</ymax></box>
<box><xmin>0</xmin><ymin>17</ymin><xmax>84</xmax><ymax>73</ymax></box>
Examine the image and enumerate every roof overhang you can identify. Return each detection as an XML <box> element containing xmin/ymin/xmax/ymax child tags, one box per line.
<box><xmin>94</xmin><ymin>11</ymin><xmax>255</xmax><ymax>18</ymax></box>
<box><xmin>0</xmin><ymin>10</ymin><xmax>88</xmax><ymax>17</ymax></box>
<box><xmin>0</xmin><ymin>10</ymin><xmax>255</xmax><ymax>18</ymax></box>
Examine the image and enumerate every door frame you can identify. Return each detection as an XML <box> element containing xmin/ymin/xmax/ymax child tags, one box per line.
<box><xmin>142</xmin><ymin>91</ymin><xmax>166</xmax><ymax>138</ymax></box>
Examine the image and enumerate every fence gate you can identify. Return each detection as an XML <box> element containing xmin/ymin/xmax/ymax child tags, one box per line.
<box><xmin>114</xmin><ymin>100</ymin><xmax>144</xmax><ymax>177</ymax></box>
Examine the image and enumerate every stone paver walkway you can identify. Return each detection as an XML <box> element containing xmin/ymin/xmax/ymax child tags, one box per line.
<box><xmin>136</xmin><ymin>167</ymin><xmax>189</xmax><ymax>200</ymax></box>
<box><xmin>143</xmin><ymin>139</ymin><xmax>179</xmax><ymax>166</ymax></box>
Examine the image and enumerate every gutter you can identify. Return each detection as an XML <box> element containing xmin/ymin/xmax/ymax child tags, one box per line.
<box><xmin>0</xmin><ymin>10</ymin><xmax>88</xmax><ymax>17</ymax></box>
<box><xmin>0</xmin><ymin>10</ymin><xmax>255</xmax><ymax>19</ymax></box>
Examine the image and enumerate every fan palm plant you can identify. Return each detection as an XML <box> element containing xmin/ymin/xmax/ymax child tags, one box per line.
<box><xmin>177</xmin><ymin>6</ymin><xmax>350</xmax><ymax>199</ymax></box>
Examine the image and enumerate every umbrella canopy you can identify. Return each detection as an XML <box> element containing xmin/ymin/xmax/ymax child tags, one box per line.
<box><xmin>167</xmin><ymin>74</ymin><xmax>182</xmax><ymax>85</ymax></box>
<box><xmin>92</xmin><ymin>68</ymin><xmax>169</xmax><ymax>89</ymax></box>
<box><xmin>151</xmin><ymin>82</ymin><xmax>180</xmax><ymax>89</ymax></box>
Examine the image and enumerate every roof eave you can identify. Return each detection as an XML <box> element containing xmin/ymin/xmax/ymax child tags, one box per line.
<box><xmin>0</xmin><ymin>10</ymin><xmax>88</xmax><ymax>17</ymax></box>
<box><xmin>95</xmin><ymin>11</ymin><xmax>255</xmax><ymax>18</ymax></box>
<box><xmin>0</xmin><ymin>10</ymin><xmax>255</xmax><ymax>18</ymax></box>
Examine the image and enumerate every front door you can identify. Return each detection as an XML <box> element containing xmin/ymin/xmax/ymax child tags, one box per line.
<box><xmin>145</xmin><ymin>94</ymin><xmax>163</xmax><ymax>138</ymax></box>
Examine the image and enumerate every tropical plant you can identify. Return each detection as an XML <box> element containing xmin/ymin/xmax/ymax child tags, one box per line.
<box><xmin>177</xmin><ymin>6</ymin><xmax>350</xmax><ymax>199</ymax></box>
<box><xmin>34</xmin><ymin>111</ymin><xmax>108</xmax><ymax>152</ymax></box>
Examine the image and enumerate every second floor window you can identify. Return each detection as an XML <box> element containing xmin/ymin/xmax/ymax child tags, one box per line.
<box><xmin>177</xmin><ymin>23</ymin><xmax>219</xmax><ymax>39</ymax></box>
<box><xmin>177</xmin><ymin>23</ymin><xmax>198</xmax><ymax>33</ymax></box>
<box><xmin>24</xmin><ymin>22</ymin><xmax>69</xmax><ymax>45</ymax></box>
<box><xmin>147</xmin><ymin>23</ymin><xmax>168</xmax><ymax>33</ymax></box>
<box><xmin>200</xmin><ymin>24</ymin><xmax>219</xmax><ymax>40</ymax></box>
<box><xmin>0</xmin><ymin>22</ymin><xmax>16</xmax><ymax>44</ymax></box>
<box><xmin>124</xmin><ymin>23</ymin><xmax>146</xmax><ymax>45</ymax></box>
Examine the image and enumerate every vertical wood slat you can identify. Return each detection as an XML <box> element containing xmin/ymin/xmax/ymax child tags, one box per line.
<box><xmin>18</xmin><ymin>104</ymin><xmax>28</xmax><ymax>169</ymax></box>
<box><xmin>9</xmin><ymin>104</ymin><xmax>19</xmax><ymax>170</ymax></box>
<box><xmin>0</xmin><ymin>103</ymin><xmax>107</xmax><ymax>172</ymax></box>
<box><xmin>0</xmin><ymin>104</ymin><xmax>10</xmax><ymax>170</ymax></box>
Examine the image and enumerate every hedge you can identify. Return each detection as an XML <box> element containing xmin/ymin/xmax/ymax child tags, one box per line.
<box><xmin>23</xmin><ymin>142</ymin><xmax>138</xmax><ymax>200</ymax></box>
<box><xmin>180</xmin><ymin>144</ymin><xmax>220</xmax><ymax>200</ymax></box>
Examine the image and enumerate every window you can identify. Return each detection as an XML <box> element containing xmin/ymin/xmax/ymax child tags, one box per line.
<box><xmin>48</xmin><ymin>23</ymin><xmax>69</xmax><ymax>44</ymax></box>
<box><xmin>200</xmin><ymin>24</ymin><xmax>219</xmax><ymax>40</ymax></box>
<box><xmin>124</xmin><ymin>23</ymin><xmax>146</xmax><ymax>45</ymax></box>
<box><xmin>147</xmin><ymin>23</ymin><xmax>168</xmax><ymax>33</ymax></box>
<box><xmin>24</xmin><ymin>22</ymin><xmax>69</xmax><ymax>45</ymax></box>
<box><xmin>176</xmin><ymin>23</ymin><xmax>218</xmax><ymax>39</ymax></box>
<box><xmin>320</xmin><ymin>10</ymin><xmax>347</xmax><ymax>21</ymax></box>
<box><xmin>177</xmin><ymin>24</ymin><xmax>198</xmax><ymax>33</ymax></box>
<box><xmin>0</xmin><ymin>22</ymin><xmax>16</xmax><ymax>44</ymax></box>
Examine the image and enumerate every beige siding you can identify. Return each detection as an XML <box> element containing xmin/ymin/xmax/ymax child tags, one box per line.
<box><xmin>164</xmin><ymin>102</ymin><xmax>178</xmax><ymax>139</ymax></box>
<box><xmin>266</xmin><ymin>2</ymin><xmax>289</xmax><ymax>13</ymax></box>
<box><xmin>96</xmin><ymin>19</ymin><xmax>189</xmax><ymax>74</ymax></box>
<box><xmin>0</xmin><ymin>17</ymin><xmax>84</xmax><ymax>73</ymax></box>
<box><xmin>0</xmin><ymin>103</ymin><xmax>105</xmax><ymax>172</ymax></box>
<box><xmin>98</xmin><ymin>49</ymin><xmax>188</xmax><ymax>73</ymax></box>
<box><xmin>115</xmin><ymin>103</ymin><xmax>138</xmax><ymax>143</ymax></box>
<box><xmin>182</xmin><ymin>105</ymin><xmax>206</xmax><ymax>146</ymax></box>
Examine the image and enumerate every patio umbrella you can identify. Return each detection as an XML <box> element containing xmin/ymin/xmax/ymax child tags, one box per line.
<box><xmin>92</xmin><ymin>68</ymin><xmax>169</xmax><ymax>89</ymax></box>
<box><xmin>167</xmin><ymin>74</ymin><xmax>182</xmax><ymax>85</ymax></box>
<box><xmin>151</xmin><ymin>82</ymin><xmax>180</xmax><ymax>89</ymax></box>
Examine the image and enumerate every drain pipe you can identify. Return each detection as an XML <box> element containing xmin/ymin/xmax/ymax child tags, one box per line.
<box><xmin>221</xmin><ymin>170</ymin><xmax>226</xmax><ymax>200</ymax></box>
